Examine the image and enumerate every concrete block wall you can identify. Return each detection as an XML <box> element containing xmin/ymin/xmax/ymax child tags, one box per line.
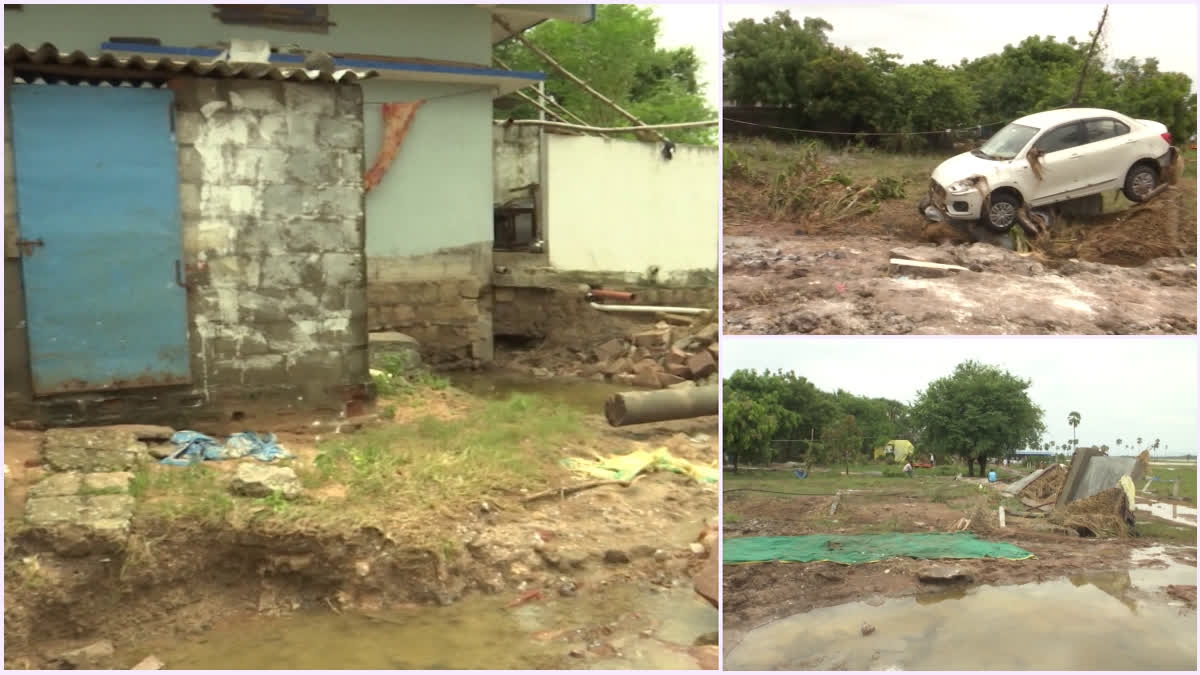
<box><xmin>177</xmin><ymin>77</ymin><xmax>370</xmax><ymax>414</ymax></box>
<box><xmin>3</xmin><ymin>76</ymin><xmax>371</xmax><ymax>429</ymax></box>
<box><xmin>367</xmin><ymin>242</ymin><xmax>493</xmax><ymax>366</ymax></box>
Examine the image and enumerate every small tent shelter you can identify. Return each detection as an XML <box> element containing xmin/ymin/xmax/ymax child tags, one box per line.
<box><xmin>873</xmin><ymin>440</ymin><xmax>915</xmax><ymax>463</ymax></box>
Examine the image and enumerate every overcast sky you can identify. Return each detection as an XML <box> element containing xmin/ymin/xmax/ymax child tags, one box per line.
<box><xmin>649</xmin><ymin>4</ymin><xmax>722</xmax><ymax>109</ymax></box>
<box><xmin>723</xmin><ymin>3</ymin><xmax>1199</xmax><ymax>93</ymax></box>
<box><xmin>721</xmin><ymin>338</ymin><xmax>1198</xmax><ymax>456</ymax></box>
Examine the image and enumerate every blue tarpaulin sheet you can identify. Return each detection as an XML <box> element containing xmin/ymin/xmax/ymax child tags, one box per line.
<box><xmin>161</xmin><ymin>431</ymin><xmax>292</xmax><ymax>466</ymax></box>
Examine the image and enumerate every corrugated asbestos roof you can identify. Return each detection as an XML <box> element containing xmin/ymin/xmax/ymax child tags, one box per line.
<box><xmin>5</xmin><ymin>43</ymin><xmax>377</xmax><ymax>84</ymax></box>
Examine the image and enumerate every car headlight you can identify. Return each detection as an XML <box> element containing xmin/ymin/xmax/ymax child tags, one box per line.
<box><xmin>946</xmin><ymin>180</ymin><xmax>975</xmax><ymax>194</ymax></box>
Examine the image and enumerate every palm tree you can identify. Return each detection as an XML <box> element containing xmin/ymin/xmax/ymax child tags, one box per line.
<box><xmin>1067</xmin><ymin>411</ymin><xmax>1081</xmax><ymax>444</ymax></box>
<box><xmin>1137</xmin><ymin>436</ymin><xmax>1143</xmax><ymax>449</ymax></box>
<box><xmin>1116</xmin><ymin>438</ymin><xmax>1123</xmax><ymax>449</ymax></box>
<box><xmin>1153</xmin><ymin>439</ymin><xmax>1161</xmax><ymax>455</ymax></box>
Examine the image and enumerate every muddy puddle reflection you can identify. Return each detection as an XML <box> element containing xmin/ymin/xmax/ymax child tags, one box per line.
<box><xmin>125</xmin><ymin>585</ymin><xmax>716</xmax><ymax>670</ymax></box>
<box><xmin>449</xmin><ymin>372</ymin><xmax>642</xmax><ymax>413</ymax></box>
<box><xmin>727</xmin><ymin>562</ymin><xmax>1197</xmax><ymax>671</ymax></box>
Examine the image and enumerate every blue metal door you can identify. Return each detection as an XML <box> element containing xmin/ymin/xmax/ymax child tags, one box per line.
<box><xmin>8</xmin><ymin>84</ymin><xmax>191</xmax><ymax>395</ymax></box>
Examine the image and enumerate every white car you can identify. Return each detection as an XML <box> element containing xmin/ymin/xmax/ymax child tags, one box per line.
<box><xmin>921</xmin><ymin>108</ymin><xmax>1178</xmax><ymax>232</ymax></box>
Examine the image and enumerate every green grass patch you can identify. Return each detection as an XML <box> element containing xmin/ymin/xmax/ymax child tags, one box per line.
<box><xmin>724</xmin><ymin>467</ymin><xmax>983</xmax><ymax>502</ymax></box>
<box><xmin>127</xmin><ymin>389</ymin><xmax>594</xmax><ymax>545</ymax></box>
<box><xmin>724</xmin><ymin>512</ymin><xmax>744</xmax><ymax>524</ymax></box>
<box><xmin>1145</xmin><ymin>464</ymin><xmax>1197</xmax><ymax>502</ymax></box>
<box><xmin>1135</xmin><ymin>516</ymin><xmax>1198</xmax><ymax>545</ymax></box>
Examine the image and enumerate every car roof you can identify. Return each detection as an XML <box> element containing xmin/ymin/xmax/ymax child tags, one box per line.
<box><xmin>1011</xmin><ymin>108</ymin><xmax>1133</xmax><ymax>128</ymax></box>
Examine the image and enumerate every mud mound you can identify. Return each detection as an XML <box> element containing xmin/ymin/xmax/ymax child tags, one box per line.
<box><xmin>1073</xmin><ymin>195</ymin><xmax>1187</xmax><ymax>266</ymax></box>
<box><xmin>1167</xmin><ymin>584</ymin><xmax>1197</xmax><ymax>609</ymax></box>
<box><xmin>1053</xmin><ymin>487</ymin><xmax>1134</xmax><ymax>538</ymax></box>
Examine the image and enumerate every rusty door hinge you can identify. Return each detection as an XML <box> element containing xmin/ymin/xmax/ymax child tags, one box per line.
<box><xmin>15</xmin><ymin>237</ymin><xmax>43</xmax><ymax>257</ymax></box>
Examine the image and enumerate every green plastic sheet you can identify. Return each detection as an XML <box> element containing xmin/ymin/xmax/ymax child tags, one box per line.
<box><xmin>723</xmin><ymin>533</ymin><xmax>1034</xmax><ymax>565</ymax></box>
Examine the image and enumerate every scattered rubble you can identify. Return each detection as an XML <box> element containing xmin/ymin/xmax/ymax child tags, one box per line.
<box><xmin>581</xmin><ymin>321</ymin><xmax>719</xmax><ymax>389</ymax></box>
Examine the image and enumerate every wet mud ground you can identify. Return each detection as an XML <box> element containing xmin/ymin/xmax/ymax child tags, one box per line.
<box><xmin>3</xmin><ymin>373</ymin><xmax>718</xmax><ymax>670</ymax></box>
<box><xmin>722</xmin><ymin>480</ymin><xmax>1197</xmax><ymax>670</ymax></box>
<box><xmin>723</xmin><ymin>173</ymin><xmax>1197</xmax><ymax>335</ymax></box>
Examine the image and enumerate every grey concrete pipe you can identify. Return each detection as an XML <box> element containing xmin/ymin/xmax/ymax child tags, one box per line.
<box><xmin>604</xmin><ymin>384</ymin><xmax>719</xmax><ymax>426</ymax></box>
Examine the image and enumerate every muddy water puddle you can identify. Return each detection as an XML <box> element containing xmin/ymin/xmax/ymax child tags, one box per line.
<box><xmin>727</xmin><ymin>560</ymin><xmax>1197</xmax><ymax>671</ymax></box>
<box><xmin>123</xmin><ymin>585</ymin><xmax>716</xmax><ymax>670</ymax></box>
<box><xmin>450</xmin><ymin>372</ymin><xmax>641</xmax><ymax>413</ymax></box>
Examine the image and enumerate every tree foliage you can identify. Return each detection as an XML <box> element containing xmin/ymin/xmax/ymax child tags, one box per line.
<box><xmin>723</xmin><ymin>11</ymin><xmax>1196</xmax><ymax>148</ymax></box>
<box><xmin>495</xmin><ymin>4</ymin><xmax>715</xmax><ymax>145</ymax></box>
<box><xmin>909</xmin><ymin>361</ymin><xmax>1046</xmax><ymax>476</ymax></box>
<box><xmin>722</xmin><ymin>369</ymin><xmax>912</xmax><ymax>468</ymax></box>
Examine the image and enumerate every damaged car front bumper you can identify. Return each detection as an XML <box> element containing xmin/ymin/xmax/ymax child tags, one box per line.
<box><xmin>919</xmin><ymin>178</ymin><xmax>986</xmax><ymax>223</ymax></box>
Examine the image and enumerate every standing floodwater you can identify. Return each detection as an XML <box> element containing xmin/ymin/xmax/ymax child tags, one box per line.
<box><xmin>120</xmin><ymin>585</ymin><xmax>717</xmax><ymax>670</ymax></box>
<box><xmin>726</xmin><ymin>563</ymin><xmax>1196</xmax><ymax>671</ymax></box>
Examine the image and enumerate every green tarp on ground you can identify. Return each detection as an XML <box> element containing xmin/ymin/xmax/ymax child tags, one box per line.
<box><xmin>723</xmin><ymin>533</ymin><xmax>1034</xmax><ymax>565</ymax></box>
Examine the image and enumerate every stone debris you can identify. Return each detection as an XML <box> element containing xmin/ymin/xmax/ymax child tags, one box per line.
<box><xmin>917</xmin><ymin>564</ymin><xmax>972</xmax><ymax>584</ymax></box>
<box><xmin>860</xmin><ymin>622</ymin><xmax>876</xmax><ymax>636</ymax></box>
<box><xmin>581</xmin><ymin>320</ymin><xmax>719</xmax><ymax>390</ymax></box>
<box><xmin>24</xmin><ymin>470</ymin><xmax>136</xmax><ymax>552</ymax></box>
<box><xmin>131</xmin><ymin>655</ymin><xmax>165</xmax><ymax>670</ymax></box>
<box><xmin>42</xmin><ymin>428</ymin><xmax>147</xmax><ymax>472</ymax></box>
<box><xmin>229</xmin><ymin>463</ymin><xmax>302</xmax><ymax>499</ymax></box>
<box><xmin>52</xmin><ymin>640</ymin><xmax>114</xmax><ymax>669</ymax></box>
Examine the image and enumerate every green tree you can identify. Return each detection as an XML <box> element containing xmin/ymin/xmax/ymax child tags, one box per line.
<box><xmin>909</xmin><ymin>361</ymin><xmax>1045</xmax><ymax>477</ymax></box>
<box><xmin>495</xmin><ymin>4</ymin><xmax>715</xmax><ymax>145</ymax></box>
<box><xmin>820</xmin><ymin>414</ymin><xmax>863</xmax><ymax>476</ymax></box>
<box><xmin>722</xmin><ymin>12</ymin><xmax>1194</xmax><ymax>148</ymax></box>
<box><xmin>1068</xmin><ymin>411</ymin><xmax>1081</xmax><ymax>444</ymax></box>
<box><xmin>722</xmin><ymin>391</ymin><xmax>778</xmax><ymax>472</ymax></box>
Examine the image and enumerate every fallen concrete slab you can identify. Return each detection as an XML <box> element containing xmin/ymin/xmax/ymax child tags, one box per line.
<box><xmin>1004</xmin><ymin>467</ymin><xmax>1049</xmax><ymax>496</ymax></box>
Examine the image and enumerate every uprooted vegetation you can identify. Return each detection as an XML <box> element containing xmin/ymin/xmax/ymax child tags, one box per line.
<box><xmin>724</xmin><ymin>140</ymin><xmax>909</xmax><ymax>227</ymax></box>
<box><xmin>724</xmin><ymin>139</ymin><xmax>1198</xmax><ymax>266</ymax></box>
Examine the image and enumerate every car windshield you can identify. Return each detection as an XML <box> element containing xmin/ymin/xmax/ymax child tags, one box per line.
<box><xmin>977</xmin><ymin>123</ymin><xmax>1039</xmax><ymax>160</ymax></box>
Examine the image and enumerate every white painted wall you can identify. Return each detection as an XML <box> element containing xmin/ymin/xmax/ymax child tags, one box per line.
<box><xmin>544</xmin><ymin>136</ymin><xmax>717</xmax><ymax>279</ymax></box>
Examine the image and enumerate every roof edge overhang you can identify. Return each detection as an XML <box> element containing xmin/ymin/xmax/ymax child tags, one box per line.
<box><xmin>96</xmin><ymin>43</ymin><xmax>545</xmax><ymax>97</ymax></box>
<box><xmin>483</xmin><ymin>4</ymin><xmax>595</xmax><ymax>45</ymax></box>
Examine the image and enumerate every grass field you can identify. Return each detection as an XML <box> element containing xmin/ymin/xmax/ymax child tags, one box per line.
<box><xmin>1145</xmin><ymin>462</ymin><xmax>1198</xmax><ymax>502</ymax></box>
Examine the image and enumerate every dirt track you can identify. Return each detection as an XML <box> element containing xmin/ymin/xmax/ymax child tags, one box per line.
<box><xmin>723</xmin><ymin>185</ymin><xmax>1198</xmax><ymax>335</ymax></box>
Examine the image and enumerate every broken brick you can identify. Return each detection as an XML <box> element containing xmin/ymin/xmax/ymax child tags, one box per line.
<box><xmin>666</xmin><ymin>362</ymin><xmax>693</xmax><ymax>379</ymax></box>
<box><xmin>666</xmin><ymin>347</ymin><xmax>689</xmax><ymax>365</ymax></box>
<box><xmin>657</xmin><ymin>372</ymin><xmax>686</xmax><ymax>387</ymax></box>
<box><xmin>601</xmin><ymin>357</ymin><xmax>633</xmax><ymax>376</ymax></box>
<box><xmin>633</xmin><ymin>360</ymin><xmax>664</xmax><ymax>389</ymax></box>
<box><xmin>686</xmin><ymin>350</ymin><xmax>716</xmax><ymax>379</ymax></box>
<box><xmin>706</xmin><ymin>343</ymin><xmax>718</xmax><ymax>362</ymax></box>
<box><xmin>694</xmin><ymin>323</ymin><xmax>718</xmax><ymax>344</ymax></box>
<box><xmin>631</xmin><ymin>328</ymin><xmax>672</xmax><ymax>350</ymax></box>
<box><xmin>594</xmin><ymin>338</ymin><xmax>627</xmax><ymax>362</ymax></box>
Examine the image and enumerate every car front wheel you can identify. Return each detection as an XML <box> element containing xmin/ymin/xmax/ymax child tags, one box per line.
<box><xmin>982</xmin><ymin>193</ymin><xmax>1020</xmax><ymax>232</ymax></box>
<box><xmin>1122</xmin><ymin>163</ymin><xmax>1159</xmax><ymax>202</ymax></box>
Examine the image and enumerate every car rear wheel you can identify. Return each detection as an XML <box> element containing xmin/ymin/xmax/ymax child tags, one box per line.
<box><xmin>982</xmin><ymin>193</ymin><xmax>1020</xmax><ymax>232</ymax></box>
<box><xmin>1122</xmin><ymin>163</ymin><xmax>1159</xmax><ymax>202</ymax></box>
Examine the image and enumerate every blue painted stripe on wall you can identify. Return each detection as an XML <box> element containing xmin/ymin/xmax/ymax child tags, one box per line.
<box><xmin>99</xmin><ymin>42</ymin><xmax>545</xmax><ymax>81</ymax></box>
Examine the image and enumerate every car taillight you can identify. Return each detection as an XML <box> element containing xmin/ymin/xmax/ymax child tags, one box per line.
<box><xmin>1161</xmin><ymin>132</ymin><xmax>1172</xmax><ymax>144</ymax></box>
